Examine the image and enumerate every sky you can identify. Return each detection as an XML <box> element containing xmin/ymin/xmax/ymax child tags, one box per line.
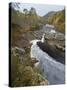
<box><xmin>13</xmin><ymin>3</ymin><xmax>65</xmax><ymax>16</ymax></box>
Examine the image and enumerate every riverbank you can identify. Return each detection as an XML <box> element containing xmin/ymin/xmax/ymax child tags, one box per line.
<box><xmin>11</xmin><ymin>24</ymin><xmax>65</xmax><ymax>86</ymax></box>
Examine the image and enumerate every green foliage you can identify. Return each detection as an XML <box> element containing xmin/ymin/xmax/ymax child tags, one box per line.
<box><xmin>11</xmin><ymin>47</ymin><xmax>48</xmax><ymax>87</ymax></box>
<box><xmin>30</xmin><ymin>24</ymin><xmax>41</xmax><ymax>31</ymax></box>
<box><xmin>11</xmin><ymin>7</ymin><xmax>40</xmax><ymax>27</ymax></box>
<box><xmin>43</xmin><ymin>9</ymin><xmax>65</xmax><ymax>33</ymax></box>
<box><xmin>11</xmin><ymin>54</ymin><xmax>20</xmax><ymax>86</ymax></box>
<box><xmin>29</xmin><ymin>7</ymin><xmax>37</xmax><ymax>16</ymax></box>
<box><xmin>23</xmin><ymin>9</ymin><xmax>28</xmax><ymax>15</ymax></box>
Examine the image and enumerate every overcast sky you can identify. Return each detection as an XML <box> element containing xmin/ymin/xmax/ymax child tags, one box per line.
<box><xmin>13</xmin><ymin>3</ymin><xmax>65</xmax><ymax>16</ymax></box>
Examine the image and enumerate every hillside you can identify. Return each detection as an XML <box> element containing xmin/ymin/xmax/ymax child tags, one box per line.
<box><xmin>43</xmin><ymin>11</ymin><xmax>56</xmax><ymax>23</ymax></box>
<box><xmin>43</xmin><ymin>9</ymin><xmax>65</xmax><ymax>33</ymax></box>
<box><xmin>11</xmin><ymin>4</ymin><xmax>42</xmax><ymax>28</ymax></box>
<box><xmin>10</xmin><ymin>4</ymin><xmax>43</xmax><ymax>46</ymax></box>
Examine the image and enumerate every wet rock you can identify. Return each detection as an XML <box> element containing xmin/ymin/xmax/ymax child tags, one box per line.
<box><xmin>55</xmin><ymin>44</ymin><xmax>65</xmax><ymax>52</ymax></box>
<box><xmin>55</xmin><ymin>33</ymin><xmax>65</xmax><ymax>40</ymax></box>
<box><xmin>31</xmin><ymin>58</ymin><xmax>39</xmax><ymax>64</ymax></box>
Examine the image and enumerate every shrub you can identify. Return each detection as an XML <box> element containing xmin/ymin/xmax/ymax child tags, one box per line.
<box><xmin>30</xmin><ymin>24</ymin><xmax>40</xmax><ymax>31</ymax></box>
<box><xmin>11</xmin><ymin>47</ymin><xmax>48</xmax><ymax>87</ymax></box>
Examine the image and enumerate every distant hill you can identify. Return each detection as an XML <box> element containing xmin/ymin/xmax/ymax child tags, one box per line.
<box><xmin>43</xmin><ymin>11</ymin><xmax>56</xmax><ymax>21</ymax></box>
<box><xmin>43</xmin><ymin>9</ymin><xmax>65</xmax><ymax>33</ymax></box>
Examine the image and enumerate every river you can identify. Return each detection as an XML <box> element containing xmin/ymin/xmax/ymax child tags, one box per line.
<box><xmin>30</xmin><ymin>24</ymin><xmax>65</xmax><ymax>85</ymax></box>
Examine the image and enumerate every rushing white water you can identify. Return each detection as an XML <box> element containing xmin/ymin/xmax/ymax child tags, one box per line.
<box><xmin>30</xmin><ymin>40</ymin><xmax>65</xmax><ymax>85</ymax></box>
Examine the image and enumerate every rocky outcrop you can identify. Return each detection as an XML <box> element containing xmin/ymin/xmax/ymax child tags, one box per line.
<box><xmin>11</xmin><ymin>47</ymin><xmax>25</xmax><ymax>63</ymax></box>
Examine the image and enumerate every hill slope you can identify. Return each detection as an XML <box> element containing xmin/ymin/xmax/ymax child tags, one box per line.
<box><xmin>43</xmin><ymin>9</ymin><xmax>65</xmax><ymax>33</ymax></box>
